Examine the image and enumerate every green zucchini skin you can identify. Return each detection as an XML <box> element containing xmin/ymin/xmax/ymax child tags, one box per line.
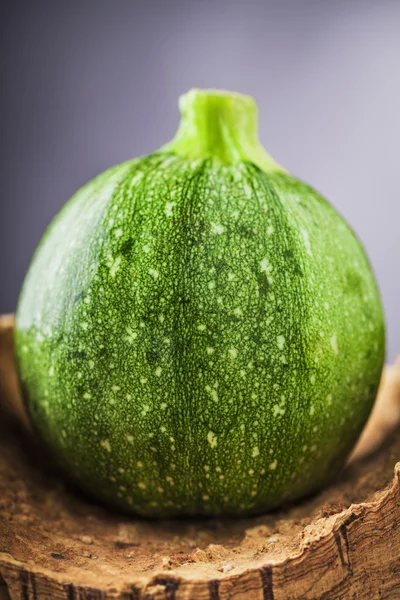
<box><xmin>15</xmin><ymin>152</ymin><xmax>385</xmax><ymax>517</ymax></box>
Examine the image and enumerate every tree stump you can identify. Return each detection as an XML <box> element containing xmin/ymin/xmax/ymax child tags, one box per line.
<box><xmin>0</xmin><ymin>315</ymin><xmax>400</xmax><ymax>599</ymax></box>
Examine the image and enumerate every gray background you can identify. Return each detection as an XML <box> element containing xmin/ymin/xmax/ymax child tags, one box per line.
<box><xmin>1</xmin><ymin>0</ymin><xmax>399</xmax><ymax>359</ymax></box>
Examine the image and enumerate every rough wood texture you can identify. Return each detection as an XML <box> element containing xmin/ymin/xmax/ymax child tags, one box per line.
<box><xmin>1</xmin><ymin>315</ymin><xmax>400</xmax><ymax>599</ymax></box>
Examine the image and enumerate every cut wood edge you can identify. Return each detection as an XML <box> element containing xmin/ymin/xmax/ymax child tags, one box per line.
<box><xmin>1</xmin><ymin>465</ymin><xmax>400</xmax><ymax>599</ymax></box>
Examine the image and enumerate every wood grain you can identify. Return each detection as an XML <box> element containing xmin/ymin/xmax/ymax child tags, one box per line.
<box><xmin>1</xmin><ymin>315</ymin><xmax>400</xmax><ymax>599</ymax></box>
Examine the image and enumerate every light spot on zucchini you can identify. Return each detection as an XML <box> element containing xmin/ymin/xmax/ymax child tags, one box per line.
<box><xmin>331</xmin><ymin>334</ymin><xmax>339</xmax><ymax>354</ymax></box>
<box><xmin>110</xmin><ymin>256</ymin><xmax>121</xmax><ymax>278</ymax></box>
<box><xmin>165</xmin><ymin>202</ymin><xmax>176</xmax><ymax>217</ymax></box>
<box><xmin>211</xmin><ymin>222</ymin><xmax>225</xmax><ymax>235</ymax></box>
<box><xmin>277</xmin><ymin>335</ymin><xmax>285</xmax><ymax>350</ymax></box>
<box><xmin>207</xmin><ymin>431</ymin><xmax>217</xmax><ymax>448</ymax></box>
<box><xmin>100</xmin><ymin>440</ymin><xmax>111</xmax><ymax>452</ymax></box>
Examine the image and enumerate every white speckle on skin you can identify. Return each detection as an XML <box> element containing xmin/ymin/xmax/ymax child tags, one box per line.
<box><xmin>143</xmin><ymin>244</ymin><xmax>150</xmax><ymax>253</ymax></box>
<box><xmin>138</xmin><ymin>482</ymin><xmax>146</xmax><ymax>490</ymax></box>
<box><xmin>277</xmin><ymin>335</ymin><xmax>285</xmax><ymax>350</ymax></box>
<box><xmin>137</xmin><ymin>461</ymin><xmax>143</xmax><ymax>468</ymax></box>
<box><xmin>269</xmin><ymin>459</ymin><xmax>278</xmax><ymax>470</ymax></box>
<box><xmin>166</xmin><ymin>476</ymin><xmax>174</xmax><ymax>486</ymax></box>
<box><xmin>331</xmin><ymin>334</ymin><xmax>339</xmax><ymax>354</ymax></box>
<box><xmin>273</xmin><ymin>404</ymin><xmax>285</xmax><ymax>417</ymax></box>
<box><xmin>48</xmin><ymin>366</ymin><xmax>54</xmax><ymax>377</ymax></box>
<box><xmin>228</xmin><ymin>272</ymin><xmax>236</xmax><ymax>281</ymax></box>
<box><xmin>208</xmin><ymin>281</ymin><xmax>216</xmax><ymax>290</ymax></box>
<box><xmin>141</xmin><ymin>404</ymin><xmax>150</xmax><ymax>416</ymax></box>
<box><xmin>260</xmin><ymin>257</ymin><xmax>273</xmax><ymax>273</ymax></box>
<box><xmin>114</xmin><ymin>228</ymin><xmax>123</xmax><ymax>238</ymax></box>
<box><xmin>244</xmin><ymin>183</ymin><xmax>252</xmax><ymax>197</ymax></box>
<box><xmin>126</xmin><ymin>434</ymin><xmax>134</xmax><ymax>444</ymax></box>
<box><xmin>81</xmin><ymin>322</ymin><xmax>88</xmax><ymax>331</ymax></box>
<box><xmin>155</xmin><ymin>366</ymin><xmax>162</xmax><ymax>377</ymax></box>
<box><xmin>204</xmin><ymin>465</ymin><xmax>210</xmax><ymax>472</ymax></box>
<box><xmin>324</xmin><ymin>302</ymin><xmax>330</xmax><ymax>310</ymax></box>
<box><xmin>252</xmin><ymin>446</ymin><xmax>260</xmax><ymax>458</ymax></box>
<box><xmin>149</xmin><ymin>268</ymin><xmax>159</xmax><ymax>279</ymax></box>
<box><xmin>301</xmin><ymin>229</ymin><xmax>312</xmax><ymax>257</ymax></box>
<box><xmin>140</xmin><ymin>377</ymin><xmax>148</xmax><ymax>384</ymax></box>
<box><xmin>157</xmin><ymin>487</ymin><xmax>164</xmax><ymax>493</ymax></box>
<box><xmin>206</xmin><ymin>347</ymin><xmax>215</xmax><ymax>355</ymax></box>
<box><xmin>229</xmin><ymin>348</ymin><xmax>238</xmax><ymax>359</ymax></box>
<box><xmin>309</xmin><ymin>404</ymin><xmax>315</xmax><ymax>415</ymax></box>
<box><xmin>83</xmin><ymin>392</ymin><xmax>91</xmax><ymax>400</ymax></box>
<box><xmin>89</xmin><ymin>360</ymin><xmax>95</xmax><ymax>369</ymax></box>
<box><xmin>207</xmin><ymin>431</ymin><xmax>217</xmax><ymax>448</ymax></box>
<box><xmin>158</xmin><ymin>314</ymin><xmax>165</xmax><ymax>323</ymax></box>
<box><xmin>211</xmin><ymin>222</ymin><xmax>225</xmax><ymax>235</ymax></box>
<box><xmin>197</xmin><ymin>324</ymin><xmax>206</xmax><ymax>331</ymax></box>
<box><xmin>202</xmin><ymin>495</ymin><xmax>210</xmax><ymax>501</ymax></box>
<box><xmin>165</xmin><ymin>201</ymin><xmax>176</xmax><ymax>217</ymax></box>
<box><xmin>234</xmin><ymin>307</ymin><xmax>243</xmax><ymax>316</ymax></box>
<box><xmin>249</xmin><ymin>468</ymin><xmax>255</xmax><ymax>476</ymax></box>
<box><xmin>112</xmin><ymin>385</ymin><xmax>121</xmax><ymax>392</ymax></box>
<box><xmin>310</xmin><ymin>375</ymin><xmax>316</xmax><ymax>384</ymax></box>
<box><xmin>327</xmin><ymin>393</ymin><xmax>332</xmax><ymax>405</ymax></box>
<box><xmin>267</xmin><ymin>225</ymin><xmax>274</xmax><ymax>236</ymax></box>
<box><xmin>210</xmin><ymin>389</ymin><xmax>218</xmax><ymax>402</ymax></box>
<box><xmin>160</xmin><ymin>402</ymin><xmax>167</xmax><ymax>410</ymax></box>
<box><xmin>110</xmin><ymin>256</ymin><xmax>121</xmax><ymax>278</ymax></box>
<box><xmin>100</xmin><ymin>440</ymin><xmax>111</xmax><ymax>452</ymax></box>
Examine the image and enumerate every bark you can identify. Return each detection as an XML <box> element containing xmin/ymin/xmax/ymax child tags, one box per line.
<box><xmin>0</xmin><ymin>315</ymin><xmax>399</xmax><ymax>599</ymax></box>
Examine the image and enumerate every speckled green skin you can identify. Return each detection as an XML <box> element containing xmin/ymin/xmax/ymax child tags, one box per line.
<box><xmin>15</xmin><ymin>154</ymin><xmax>385</xmax><ymax>517</ymax></box>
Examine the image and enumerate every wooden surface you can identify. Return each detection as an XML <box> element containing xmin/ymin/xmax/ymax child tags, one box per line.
<box><xmin>1</xmin><ymin>315</ymin><xmax>400</xmax><ymax>599</ymax></box>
